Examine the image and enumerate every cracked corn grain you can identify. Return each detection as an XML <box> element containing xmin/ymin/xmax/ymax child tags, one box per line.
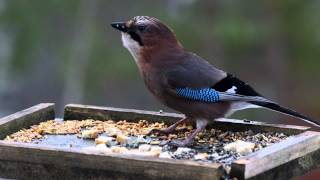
<box><xmin>5</xmin><ymin>119</ymin><xmax>104</xmax><ymax>142</ymax></box>
<box><xmin>4</xmin><ymin>119</ymin><xmax>166</xmax><ymax>143</ymax></box>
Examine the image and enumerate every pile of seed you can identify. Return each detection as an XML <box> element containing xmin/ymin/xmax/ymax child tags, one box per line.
<box><xmin>160</xmin><ymin>129</ymin><xmax>288</xmax><ymax>165</ymax></box>
<box><xmin>4</xmin><ymin>119</ymin><xmax>290</xmax><ymax>167</ymax></box>
<box><xmin>4</xmin><ymin>119</ymin><xmax>166</xmax><ymax>143</ymax></box>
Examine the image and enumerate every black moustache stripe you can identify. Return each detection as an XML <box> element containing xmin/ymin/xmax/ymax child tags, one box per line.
<box><xmin>128</xmin><ymin>31</ymin><xmax>144</xmax><ymax>46</ymax></box>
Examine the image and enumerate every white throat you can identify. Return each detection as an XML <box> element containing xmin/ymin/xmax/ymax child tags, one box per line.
<box><xmin>121</xmin><ymin>32</ymin><xmax>141</xmax><ymax>63</ymax></box>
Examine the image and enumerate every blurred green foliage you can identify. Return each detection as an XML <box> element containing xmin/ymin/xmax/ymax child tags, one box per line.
<box><xmin>0</xmin><ymin>0</ymin><xmax>319</xmax><ymax>126</ymax></box>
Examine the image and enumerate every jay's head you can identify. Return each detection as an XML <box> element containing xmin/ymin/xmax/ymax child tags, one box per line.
<box><xmin>111</xmin><ymin>16</ymin><xmax>181</xmax><ymax>62</ymax></box>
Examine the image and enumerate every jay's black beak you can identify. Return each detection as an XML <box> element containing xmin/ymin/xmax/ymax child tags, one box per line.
<box><xmin>111</xmin><ymin>22</ymin><xmax>128</xmax><ymax>32</ymax></box>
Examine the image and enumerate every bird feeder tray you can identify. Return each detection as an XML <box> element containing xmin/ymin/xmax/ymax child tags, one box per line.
<box><xmin>0</xmin><ymin>103</ymin><xmax>319</xmax><ymax>180</ymax></box>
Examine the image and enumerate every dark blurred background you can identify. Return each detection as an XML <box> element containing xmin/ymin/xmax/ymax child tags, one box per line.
<box><xmin>0</xmin><ymin>0</ymin><xmax>319</xmax><ymax>126</ymax></box>
<box><xmin>0</xmin><ymin>0</ymin><xmax>319</xmax><ymax>178</ymax></box>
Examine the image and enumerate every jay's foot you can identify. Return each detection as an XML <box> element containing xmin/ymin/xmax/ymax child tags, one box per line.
<box><xmin>146</xmin><ymin>128</ymin><xmax>172</xmax><ymax>136</ymax></box>
<box><xmin>146</xmin><ymin>127</ymin><xmax>188</xmax><ymax>136</ymax></box>
<box><xmin>146</xmin><ymin>117</ymin><xmax>189</xmax><ymax>136</ymax></box>
<box><xmin>167</xmin><ymin>119</ymin><xmax>208</xmax><ymax>147</ymax></box>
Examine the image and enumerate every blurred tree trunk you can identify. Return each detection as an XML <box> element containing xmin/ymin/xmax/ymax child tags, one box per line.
<box><xmin>263</xmin><ymin>1</ymin><xmax>290</xmax><ymax>123</ymax></box>
<box><xmin>62</xmin><ymin>0</ymin><xmax>96</xmax><ymax>106</ymax></box>
<box><xmin>0</xmin><ymin>1</ymin><xmax>13</xmax><ymax>116</ymax></box>
<box><xmin>0</xmin><ymin>30</ymin><xmax>12</xmax><ymax>117</ymax></box>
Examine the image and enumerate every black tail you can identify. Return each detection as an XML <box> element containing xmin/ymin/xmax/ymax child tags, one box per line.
<box><xmin>250</xmin><ymin>101</ymin><xmax>320</xmax><ymax>127</ymax></box>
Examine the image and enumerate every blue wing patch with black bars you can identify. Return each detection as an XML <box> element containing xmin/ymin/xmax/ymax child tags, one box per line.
<box><xmin>176</xmin><ymin>87</ymin><xmax>220</xmax><ymax>103</ymax></box>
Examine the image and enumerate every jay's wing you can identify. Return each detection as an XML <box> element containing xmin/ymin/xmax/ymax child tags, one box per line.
<box><xmin>164</xmin><ymin>52</ymin><xmax>227</xmax><ymax>89</ymax></box>
<box><xmin>167</xmin><ymin>72</ymin><xmax>270</xmax><ymax>103</ymax></box>
<box><xmin>164</xmin><ymin>53</ymin><xmax>320</xmax><ymax>127</ymax></box>
<box><xmin>165</xmin><ymin>52</ymin><xmax>267</xmax><ymax>102</ymax></box>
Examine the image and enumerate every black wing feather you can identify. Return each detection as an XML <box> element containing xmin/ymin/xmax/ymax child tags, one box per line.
<box><xmin>251</xmin><ymin>101</ymin><xmax>320</xmax><ymax>127</ymax></box>
<box><xmin>212</xmin><ymin>73</ymin><xmax>261</xmax><ymax>96</ymax></box>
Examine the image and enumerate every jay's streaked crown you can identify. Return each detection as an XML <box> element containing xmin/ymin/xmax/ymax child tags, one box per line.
<box><xmin>111</xmin><ymin>16</ymin><xmax>175</xmax><ymax>46</ymax></box>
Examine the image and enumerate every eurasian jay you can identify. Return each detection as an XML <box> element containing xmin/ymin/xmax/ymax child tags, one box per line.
<box><xmin>111</xmin><ymin>16</ymin><xmax>319</xmax><ymax>147</ymax></box>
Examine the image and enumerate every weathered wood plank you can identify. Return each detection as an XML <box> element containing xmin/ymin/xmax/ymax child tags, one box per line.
<box><xmin>64</xmin><ymin>104</ymin><xmax>309</xmax><ymax>135</ymax></box>
<box><xmin>248</xmin><ymin>149</ymin><xmax>320</xmax><ymax>180</ymax></box>
<box><xmin>230</xmin><ymin>131</ymin><xmax>320</xmax><ymax>179</ymax></box>
<box><xmin>0</xmin><ymin>103</ymin><xmax>317</xmax><ymax>180</ymax></box>
<box><xmin>0</xmin><ymin>103</ymin><xmax>55</xmax><ymax>139</ymax></box>
<box><xmin>0</xmin><ymin>141</ymin><xmax>224</xmax><ymax>180</ymax></box>
<box><xmin>64</xmin><ymin>104</ymin><xmax>184</xmax><ymax>124</ymax></box>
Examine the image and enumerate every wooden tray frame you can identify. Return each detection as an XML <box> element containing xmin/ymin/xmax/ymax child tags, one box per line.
<box><xmin>0</xmin><ymin>103</ymin><xmax>318</xmax><ymax>180</ymax></box>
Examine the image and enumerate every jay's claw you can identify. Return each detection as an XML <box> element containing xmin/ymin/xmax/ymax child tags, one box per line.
<box><xmin>146</xmin><ymin>128</ymin><xmax>169</xmax><ymax>136</ymax></box>
<box><xmin>147</xmin><ymin>127</ymin><xmax>189</xmax><ymax>136</ymax></box>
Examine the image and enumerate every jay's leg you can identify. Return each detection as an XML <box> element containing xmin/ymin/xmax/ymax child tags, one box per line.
<box><xmin>168</xmin><ymin>119</ymin><xmax>208</xmax><ymax>147</ymax></box>
<box><xmin>147</xmin><ymin>117</ymin><xmax>189</xmax><ymax>135</ymax></box>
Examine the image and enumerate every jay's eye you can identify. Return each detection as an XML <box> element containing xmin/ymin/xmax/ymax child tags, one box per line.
<box><xmin>137</xmin><ymin>25</ymin><xmax>146</xmax><ymax>32</ymax></box>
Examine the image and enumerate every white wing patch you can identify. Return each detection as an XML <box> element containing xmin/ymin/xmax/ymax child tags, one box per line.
<box><xmin>225</xmin><ymin>86</ymin><xmax>237</xmax><ymax>94</ymax></box>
